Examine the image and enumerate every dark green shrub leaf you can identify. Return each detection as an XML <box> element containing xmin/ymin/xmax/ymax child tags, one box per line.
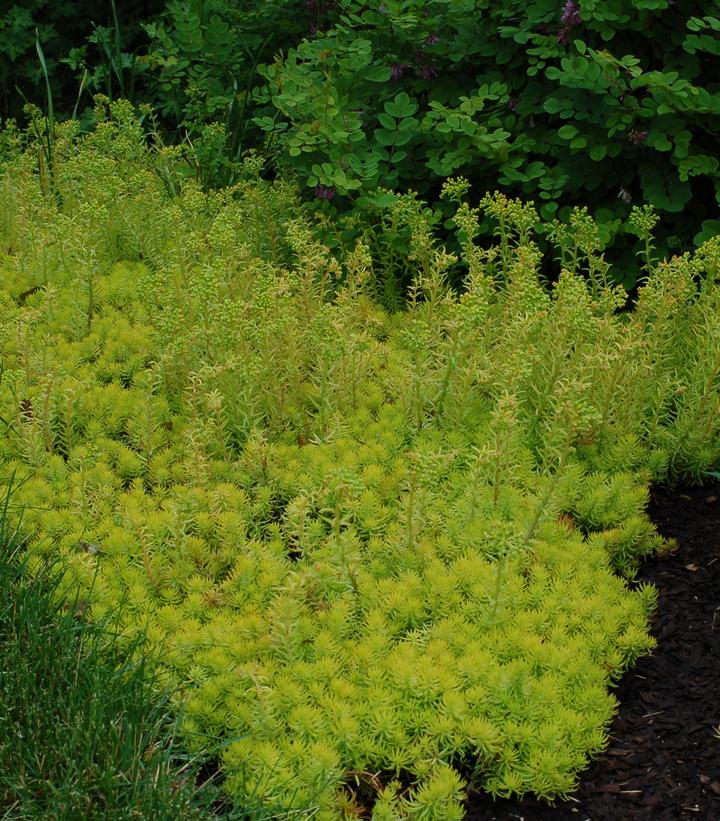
<box><xmin>558</xmin><ymin>125</ymin><xmax>579</xmax><ymax>140</ymax></box>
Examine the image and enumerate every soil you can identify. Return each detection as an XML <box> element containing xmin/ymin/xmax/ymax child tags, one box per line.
<box><xmin>465</xmin><ymin>482</ymin><xmax>720</xmax><ymax>821</ymax></box>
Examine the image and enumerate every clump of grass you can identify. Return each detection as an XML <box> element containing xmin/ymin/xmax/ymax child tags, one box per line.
<box><xmin>0</xmin><ymin>482</ymin><xmax>222</xmax><ymax>820</ymax></box>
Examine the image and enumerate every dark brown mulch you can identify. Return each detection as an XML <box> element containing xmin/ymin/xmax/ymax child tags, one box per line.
<box><xmin>465</xmin><ymin>482</ymin><xmax>720</xmax><ymax>821</ymax></box>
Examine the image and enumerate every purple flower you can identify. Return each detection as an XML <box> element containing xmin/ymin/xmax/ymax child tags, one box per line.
<box><xmin>314</xmin><ymin>184</ymin><xmax>335</xmax><ymax>201</ymax></box>
<box><xmin>561</xmin><ymin>0</ymin><xmax>582</xmax><ymax>26</ymax></box>
<box><xmin>628</xmin><ymin>129</ymin><xmax>648</xmax><ymax>145</ymax></box>
<box><xmin>391</xmin><ymin>62</ymin><xmax>408</xmax><ymax>80</ymax></box>
<box><xmin>425</xmin><ymin>34</ymin><xmax>441</xmax><ymax>46</ymax></box>
<box><xmin>557</xmin><ymin>0</ymin><xmax>581</xmax><ymax>43</ymax></box>
<box><xmin>507</xmin><ymin>96</ymin><xmax>520</xmax><ymax>112</ymax></box>
<box><xmin>420</xmin><ymin>64</ymin><xmax>438</xmax><ymax>80</ymax></box>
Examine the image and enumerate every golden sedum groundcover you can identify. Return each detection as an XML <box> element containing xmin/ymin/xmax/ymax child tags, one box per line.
<box><xmin>1</xmin><ymin>103</ymin><xmax>719</xmax><ymax>819</ymax></box>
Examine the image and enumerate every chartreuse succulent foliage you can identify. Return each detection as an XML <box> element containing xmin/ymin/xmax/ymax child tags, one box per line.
<box><xmin>1</xmin><ymin>105</ymin><xmax>719</xmax><ymax>819</ymax></box>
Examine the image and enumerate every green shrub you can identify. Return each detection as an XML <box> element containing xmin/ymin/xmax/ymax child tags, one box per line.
<box><xmin>255</xmin><ymin>0</ymin><xmax>720</xmax><ymax>285</ymax></box>
<box><xmin>1</xmin><ymin>110</ymin><xmax>719</xmax><ymax>817</ymax></box>
<box><xmin>133</xmin><ymin>0</ymin><xmax>335</xmax><ymax>186</ymax></box>
<box><xmin>2</xmin><ymin>0</ymin><xmax>330</xmax><ymax>188</ymax></box>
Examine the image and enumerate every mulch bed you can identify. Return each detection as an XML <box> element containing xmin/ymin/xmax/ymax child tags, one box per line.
<box><xmin>465</xmin><ymin>481</ymin><xmax>720</xmax><ymax>821</ymax></box>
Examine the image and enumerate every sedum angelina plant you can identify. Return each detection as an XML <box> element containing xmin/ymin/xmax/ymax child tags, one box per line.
<box><xmin>0</xmin><ymin>115</ymin><xmax>718</xmax><ymax>817</ymax></box>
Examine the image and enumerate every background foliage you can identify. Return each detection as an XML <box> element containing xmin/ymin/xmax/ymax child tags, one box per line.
<box><xmin>255</xmin><ymin>0</ymin><xmax>720</xmax><ymax>284</ymax></box>
<box><xmin>4</xmin><ymin>1</ymin><xmax>720</xmax><ymax>285</ymax></box>
<box><xmin>0</xmin><ymin>0</ymin><xmax>163</xmax><ymax>123</ymax></box>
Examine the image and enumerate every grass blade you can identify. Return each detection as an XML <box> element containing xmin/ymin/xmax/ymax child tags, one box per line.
<box><xmin>34</xmin><ymin>31</ymin><xmax>54</xmax><ymax>158</ymax></box>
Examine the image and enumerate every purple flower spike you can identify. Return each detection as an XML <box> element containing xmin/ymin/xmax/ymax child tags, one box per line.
<box><xmin>425</xmin><ymin>34</ymin><xmax>441</xmax><ymax>46</ymax></box>
<box><xmin>508</xmin><ymin>96</ymin><xmax>520</xmax><ymax>112</ymax></box>
<box><xmin>561</xmin><ymin>0</ymin><xmax>582</xmax><ymax>26</ymax></box>
<box><xmin>557</xmin><ymin>0</ymin><xmax>582</xmax><ymax>43</ymax></box>
<box><xmin>391</xmin><ymin>63</ymin><xmax>408</xmax><ymax>80</ymax></box>
<box><xmin>314</xmin><ymin>184</ymin><xmax>335</xmax><ymax>201</ymax></box>
<box><xmin>628</xmin><ymin>130</ymin><xmax>648</xmax><ymax>145</ymax></box>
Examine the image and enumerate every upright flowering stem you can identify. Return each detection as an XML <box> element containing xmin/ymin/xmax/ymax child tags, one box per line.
<box><xmin>557</xmin><ymin>0</ymin><xmax>582</xmax><ymax>44</ymax></box>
